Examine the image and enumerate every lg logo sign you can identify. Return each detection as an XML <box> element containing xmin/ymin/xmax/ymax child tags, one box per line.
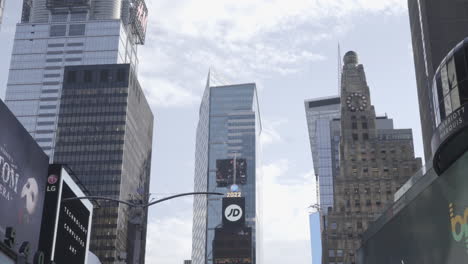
<box><xmin>225</xmin><ymin>204</ymin><xmax>243</xmax><ymax>222</ymax></box>
<box><xmin>46</xmin><ymin>175</ymin><xmax>58</xmax><ymax>192</ymax></box>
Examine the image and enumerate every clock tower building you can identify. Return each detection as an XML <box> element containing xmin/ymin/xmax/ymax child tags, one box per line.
<box><xmin>322</xmin><ymin>51</ymin><xmax>422</xmax><ymax>264</ymax></box>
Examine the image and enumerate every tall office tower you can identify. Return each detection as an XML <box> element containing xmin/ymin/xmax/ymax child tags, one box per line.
<box><xmin>322</xmin><ymin>51</ymin><xmax>422</xmax><ymax>264</ymax></box>
<box><xmin>305</xmin><ymin>96</ymin><xmax>341</xmax><ymax>214</ymax></box>
<box><xmin>309</xmin><ymin>212</ymin><xmax>322</xmax><ymax>264</ymax></box>
<box><xmin>408</xmin><ymin>0</ymin><xmax>468</xmax><ymax>162</ymax></box>
<box><xmin>5</xmin><ymin>0</ymin><xmax>148</xmax><ymax>159</ymax></box>
<box><xmin>53</xmin><ymin>64</ymin><xmax>153</xmax><ymax>263</ymax></box>
<box><xmin>4</xmin><ymin>1</ymin><xmax>150</xmax><ymax>263</ymax></box>
<box><xmin>192</xmin><ymin>73</ymin><xmax>262</xmax><ymax>264</ymax></box>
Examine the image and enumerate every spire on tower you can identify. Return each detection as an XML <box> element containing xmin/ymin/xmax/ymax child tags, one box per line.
<box><xmin>338</xmin><ymin>43</ymin><xmax>343</xmax><ymax>96</ymax></box>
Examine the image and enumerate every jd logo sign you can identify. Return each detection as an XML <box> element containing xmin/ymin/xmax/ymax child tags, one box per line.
<box><xmin>225</xmin><ymin>204</ymin><xmax>243</xmax><ymax>222</ymax></box>
<box><xmin>449</xmin><ymin>203</ymin><xmax>468</xmax><ymax>253</ymax></box>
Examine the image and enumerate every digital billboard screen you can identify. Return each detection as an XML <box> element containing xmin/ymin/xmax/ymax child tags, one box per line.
<box><xmin>130</xmin><ymin>0</ymin><xmax>148</xmax><ymax>44</ymax></box>
<box><xmin>0</xmin><ymin>100</ymin><xmax>49</xmax><ymax>262</ymax></box>
<box><xmin>213</xmin><ymin>227</ymin><xmax>252</xmax><ymax>264</ymax></box>
<box><xmin>216</xmin><ymin>159</ymin><xmax>247</xmax><ymax>187</ymax></box>
<box><xmin>222</xmin><ymin>197</ymin><xmax>245</xmax><ymax>228</ymax></box>
<box><xmin>358</xmin><ymin>151</ymin><xmax>468</xmax><ymax>263</ymax></box>
<box><xmin>54</xmin><ymin>183</ymin><xmax>90</xmax><ymax>264</ymax></box>
<box><xmin>39</xmin><ymin>165</ymin><xmax>92</xmax><ymax>264</ymax></box>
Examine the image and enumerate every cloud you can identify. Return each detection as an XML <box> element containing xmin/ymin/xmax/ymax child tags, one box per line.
<box><xmin>137</xmin><ymin>0</ymin><xmax>408</xmax><ymax>109</ymax></box>
<box><xmin>262</xmin><ymin>161</ymin><xmax>316</xmax><ymax>242</ymax></box>
<box><xmin>260</xmin><ymin>119</ymin><xmax>286</xmax><ymax>147</ymax></box>
<box><xmin>140</xmin><ymin>77</ymin><xmax>200</xmax><ymax>108</ymax></box>
<box><xmin>145</xmin><ymin>216</ymin><xmax>193</xmax><ymax>263</ymax></box>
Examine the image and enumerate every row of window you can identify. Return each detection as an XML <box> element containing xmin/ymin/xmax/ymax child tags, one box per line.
<box><xmin>66</xmin><ymin>68</ymin><xmax>128</xmax><ymax>84</ymax></box>
<box><xmin>433</xmin><ymin>41</ymin><xmax>468</xmax><ymax>125</ymax></box>
<box><xmin>50</xmin><ymin>24</ymin><xmax>86</xmax><ymax>37</ymax></box>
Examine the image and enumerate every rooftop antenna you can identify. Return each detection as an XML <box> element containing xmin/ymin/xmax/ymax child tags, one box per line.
<box><xmin>338</xmin><ymin>42</ymin><xmax>342</xmax><ymax>96</ymax></box>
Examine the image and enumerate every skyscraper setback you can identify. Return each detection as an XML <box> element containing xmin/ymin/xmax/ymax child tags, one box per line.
<box><xmin>408</xmin><ymin>0</ymin><xmax>468</xmax><ymax>162</ymax></box>
<box><xmin>192</xmin><ymin>73</ymin><xmax>262</xmax><ymax>264</ymax></box>
<box><xmin>320</xmin><ymin>52</ymin><xmax>421</xmax><ymax>264</ymax></box>
<box><xmin>4</xmin><ymin>1</ymin><xmax>152</xmax><ymax>263</ymax></box>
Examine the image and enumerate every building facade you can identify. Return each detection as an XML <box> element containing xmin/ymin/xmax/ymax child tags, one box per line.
<box><xmin>359</xmin><ymin>39</ymin><xmax>468</xmax><ymax>262</ymax></box>
<box><xmin>192</xmin><ymin>74</ymin><xmax>262</xmax><ymax>264</ymax></box>
<box><xmin>305</xmin><ymin>96</ymin><xmax>341</xmax><ymax>215</ymax></box>
<box><xmin>3</xmin><ymin>1</ymin><xmax>151</xmax><ymax>263</ymax></box>
<box><xmin>323</xmin><ymin>51</ymin><xmax>422</xmax><ymax>264</ymax></box>
<box><xmin>408</xmin><ymin>0</ymin><xmax>468</xmax><ymax>162</ymax></box>
<box><xmin>53</xmin><ymin>64</ymin><xmax>153</xmax><ymax>263</ymax></box>
<box><xmin>5</xmin><ymin>0</ymin><xmax>147</xmax><ymax>158</ymax></box>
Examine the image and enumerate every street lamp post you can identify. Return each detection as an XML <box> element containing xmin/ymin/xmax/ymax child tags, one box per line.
<box><xmin>62</xmin><ymin>192</ymin><xmax>223</xmax><ymax>264</ymax></box>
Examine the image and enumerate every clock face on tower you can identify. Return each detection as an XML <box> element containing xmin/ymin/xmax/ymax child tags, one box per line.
<box><xmin>346</xmin><ymin>93</ymin><xmax>368</xmax><ymax>112</ymax></box>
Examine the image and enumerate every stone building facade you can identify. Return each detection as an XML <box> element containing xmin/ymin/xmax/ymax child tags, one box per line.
<box><xmin>323</xmin><ymin>51</ymin><xmax>422</xmax><ymax>264</ymax></box>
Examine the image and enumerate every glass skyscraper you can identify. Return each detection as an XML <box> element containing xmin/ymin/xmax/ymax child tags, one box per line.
<box><xmin>5</xmin><ymin>0</ymin><xmax>146</xmax><ymax>158</ymax></box>
<box><xmin>53</xmin><ymin>64</ymin><xmax>153</xmax><ymax>263</ymax></box>
<box><xmin>192</xmin><ymin>73</ymin><xmax>262</xmax><ymax>264</ymax></box>
<box><xmin>3</xmin><ymin>1</ymin><xmax>151</xmax><ymax>263</ymax></box>
<box><xmin>304</xmin><ymin>96</ymin><xmax>341</xmax><ymax>214</ymax></box>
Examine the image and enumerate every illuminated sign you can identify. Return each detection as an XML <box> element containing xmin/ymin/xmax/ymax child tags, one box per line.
<box><xmin>216</xmin><ymin>159</ymin><xmax>247</xmax><ymax>187</ymax></box>
<box><xmin>39</xmin><ymin>165</ymin><xmax>93</xmax><ymax>264</ymax></box>
<box><xmin>449</xmin><ymin>203</ymin><xmax>468</xmax><ymax>250</ymax></box>
<box><xmin>222</xmin><ymin>197</ymin><xmax>245</xmax><ymax>227</ymax></box>
<box><xmin>130</xmin><ymin>0</ymin><xmax>148</xmax><ymax>44</ymax></box>
<box><xmin>226</xmin><ymin>192</ymin><xmax>241</xmax><ymax>198</ymax></box>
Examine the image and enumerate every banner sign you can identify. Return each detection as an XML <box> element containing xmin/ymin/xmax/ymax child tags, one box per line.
<box><xmin>222</xmin><ymin>197</ymin><xmax>245</xmax><ymax>228</ymax></box>
<box><xmin>0</xmin><ymin>100</ymin><xmax>49</xmax><ymax>262</ymax></box>
<box><xmin>39</xmin><ymin>165</ymin><xmax>92</xmax><ymax>264</ymax></box>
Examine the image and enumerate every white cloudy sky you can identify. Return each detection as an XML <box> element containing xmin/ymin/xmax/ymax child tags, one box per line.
<box><xmin>0</xmin><ymin>0</ymin><xmax>424</xmax><ymax>263</ymax></box>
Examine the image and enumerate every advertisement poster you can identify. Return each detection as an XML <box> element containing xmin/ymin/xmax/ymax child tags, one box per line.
<box><xmin>359</xmin><ymin>151</ymin><xmax>468</xmax><ymax>263</ymax></box>
<box><xmin>0</xmin><ymin>100</ymin><xmax>49</xmax><ymax>262</ymax></box>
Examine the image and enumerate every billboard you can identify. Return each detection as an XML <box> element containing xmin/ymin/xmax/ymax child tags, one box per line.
<box><xmin>0</xmin><ymin>100</ymin><xmax>49</xmax><ymax>262</ymax></box>
<box><xmin>212</xmin><ymin>227</ymin><xmax>252</xmax><ymax>264</ymax></box>
<box><xmin>130</xmin><ymin>0</ymin><xmax>148</xmax><ymax>44</ymax></box>
<box><xmin>222</xmin><ymin>197</ymin><xmax>245</xmax><ymax>228</ymax></box>
<box><xmin>358</xmin><ymin>150</ymin><xmax>468</xmax><ymax>263</ymax></box>
<box><xmin>39</xmin><ymin>165</ymin><xmax>92</xmax><ymax>264</ymax></box>
<box><xmin>216</xmin><ymin>159</ymin><xmax>247</xmax><ymax>187</ymax></box>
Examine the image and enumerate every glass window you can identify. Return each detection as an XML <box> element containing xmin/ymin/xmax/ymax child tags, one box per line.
<box><xmin>69</xmin><ymin>24</ymin><xmax>86</xmax><ymax>36</ymax></box>
<box><xmin>363</xmin><ymin>133</ymin><xmax>369</xmax><ymax>140</ymax></box>
<box><xmin>447</xmin><ymin>57</ymin><xmax>458</xmax><ymax>90</ymax></box>
<box><xmin>352</xmin><ymin>122</ymin><xmax>357</xmax><ymax>129</ymax></box>
<box><xmin>84</xmin><ymin>70</ymin><xmax>92</xmax><ymax>82</ymax></box>
<box><xmin>352</xmin><ymin>134</ymin><xmax>358</xmax><ymax>141</ymax></box>
<box><xmin>100</xmin><ymin>70</ymin><xmax>109</xmax><ymax>82</ymax></box>
<box><xmin>51</xmin><ymin>12</ymin><xmax>68</xmax><ymax>22</ymax></box>
<box><xmin>444</xmin><ymin>94</ymin><xmax>452</xmax><ymax>116</ymax></box>
<box><xmin>328</xmin><ymin>250</ymin><xmax>335</xmax><ymax>257</ymax></box>
<box><xmin>439</xmin><ymin>100</ymin><xmax>446</xmax><ymax>121</ymax></box>
<box><xmin>117</xmin><ymin>68</ymin><xmax>126</xmax><ymax>82</ymax></box>
<box><xmin>441</xmin><ymin>63</ymin><xmax>450</xmax><ymax>96</ymax></box>
<box><xmin>451</xmin><ymin>88</ymin><xmax>461</xmax><ymax>110</ymax></box>
<box><xmin>50</xmin><ymin>25</ymin><xmax>66</xmax><ymax>37</ymax></box>
<box><xmin>70</xmin><ymin>12</ymin><xmax>87</xmax><ymax>21</ymax></box>
<box><xmin>67</xmin><ymin>71</ymin><xmax>76</xmax><ymax>83</ymax></box>
<box><xmin>362</xmin><ymin>122</ymin><xmax>368</xmax><ymax>129</ymax></box>
<box><xmin>337</xmin><ymin>250</ymin><xmax>343</xmax><ymax>257</ymax></box>
<box><xmin>455</xmin><ymin>46</ymin><xmax>467</xmax><ymax>83</ymax></box>
<box><xmin>459</xmin><ymin>80</ymin><xmax>468</xmax><ymax>105</ymax></box>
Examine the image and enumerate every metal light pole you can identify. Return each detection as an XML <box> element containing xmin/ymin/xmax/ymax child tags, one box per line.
<box><xmin>62</xmin><ymin>192</ymin><xmax>223</xmax><ymax>264</ymax></box>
